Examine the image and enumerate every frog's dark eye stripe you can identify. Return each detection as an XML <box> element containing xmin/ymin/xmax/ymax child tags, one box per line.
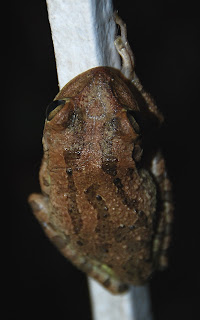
<box><xmin>126</xmin><ymin>110</ymin><xmax>140</xmax><ymax>133</ymax></box>
<box><xmin>46</xmin><ymin>99</ymin><xmax>67</xmax><ymax>120</ymax></box>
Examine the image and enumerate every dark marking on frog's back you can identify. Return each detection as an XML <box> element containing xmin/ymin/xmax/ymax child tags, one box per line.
<box><xmin>64</xmin><ymin>105</ymin><xmax>85</xmax><ymax>131</ymax></box>
<box><xmin>102</xmin><ymin>158</ymin><xmax>118</xmax><ymax>176</ymax></box>
<box><xmin>64</xmin><ymin>149</ymin><xmax>82</xmax><ymax>166</ymax></box>
<box><xmin>106</xmin><ymin>117</ymin><xmax>120</xmax><ymax>132</ymax></box>
<box><xmin>113</xmin><ymin>177</ymin><xmax>136</xmax><ymax>209</ymax></box>
<box><xmin>85</xmin><ymin>184</ymin><xmax>110</xmax><ymax>221</ymax></box>
<box><xmin>84</xmin><ymin>184</ymin><xmax>112</xmax><ymax>243</ymax></box>
<box><xmin>66</xmin><ymin>168</ymin><xmax>83</xmax><ymax>234</ymax></box>
<box><xmin>63</xmin><ymin>109</ymin><xmax>76</xmax><ymax>128</ymax></box>
<box><xmin>63</xmin><ymin>108</ymin><xmax>85</xmax><ymax>167</ymax></box>
<box><xmin>114</xmin><ymin>225</ymin><xmax>131</xmax><ymax>243</ymax></box>
<box><xmin>100</xmin><ymin>118</ymin><xmax>120</xmax><ymax>176</ymax></box>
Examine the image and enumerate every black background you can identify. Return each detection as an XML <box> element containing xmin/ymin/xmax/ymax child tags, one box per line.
<box><xmin>7</xmin><ymin>1</ymin><xmax>200</xmax><ymax>319</ymax></box>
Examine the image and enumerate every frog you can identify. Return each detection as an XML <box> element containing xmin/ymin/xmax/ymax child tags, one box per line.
<box><xmin>28</xmin><ymin>13</ymin><xmax>173</xmax><ymax>294</ymax></box>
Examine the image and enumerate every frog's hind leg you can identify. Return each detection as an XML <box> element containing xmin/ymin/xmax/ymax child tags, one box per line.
<box><xmin>28</xmin><ymin>194</ymin><xmax>127</xmax><ymax>294</ymax></box>
<box><xmin>28</xmin><ymin>193</ymin><xmax>62</xmax><ymax>243</ymax></box>
<box><xmin>150</xmin><ymin>151</ymin><xmax>174</xmax><ymax>269</ymax></box>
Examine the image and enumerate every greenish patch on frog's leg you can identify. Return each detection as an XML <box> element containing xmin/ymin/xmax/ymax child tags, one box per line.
<box><xmin>80</xmin><ymin>260</ymin><xmax>129</xmax><ymax>294</ymax></box>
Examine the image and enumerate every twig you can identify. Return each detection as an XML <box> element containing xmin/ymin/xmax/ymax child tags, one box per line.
<box><xmin>88</xmin><ymin>278</ymin><xmax>153</xmax><ymax>320</ymax></box>
<box><xmin>46</xmin><ymin>0</ymin><xmax>120</xmax><ymax>88</ymax></box>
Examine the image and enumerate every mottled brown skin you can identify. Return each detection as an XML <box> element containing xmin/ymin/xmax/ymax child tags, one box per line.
<box><xmin>28</xmin><ymin>16</ymin><xmax>173</xmax><ymax>294</ymax></box>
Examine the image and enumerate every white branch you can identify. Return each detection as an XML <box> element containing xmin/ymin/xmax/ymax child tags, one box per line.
<box><xmin>46</xmin><ymin>0</ymin><xmax>120</xmax><ymax>88</ymax></box>
<box><xmin>46</xmin><ymin>1</ymin><xmax>153</xmax><ymax>319</ymax></box>
<box><xmin>88</xmin><ymin>278</ymin><xmax>153</xmax><ymax>320</ymax></box>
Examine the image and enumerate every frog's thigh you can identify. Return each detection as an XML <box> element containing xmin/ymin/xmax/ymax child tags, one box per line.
<box><xmin>28</xmin><ymin>193</ymin><xmax>49</xmax><ymax>222</ymax></box>
<box><xmin>151</xmin><ymin>152</ymin><xmax>174</xmax><ymax>268</ymax></box>
<box><xmin>28</xmin><ymin>193</ymin><xmax>58</xmax><ymax>240</ymax></box>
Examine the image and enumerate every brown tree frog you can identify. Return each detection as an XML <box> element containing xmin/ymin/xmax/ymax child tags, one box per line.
<box><xmin>28</xmin><ymin>14</ymin><xmax>173</xmax><ymax>294</ymax></box>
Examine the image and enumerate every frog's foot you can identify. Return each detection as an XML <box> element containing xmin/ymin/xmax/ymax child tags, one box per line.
<box><xmin>80</xmin><ymin>260</ymin><xmax>129</xmax><ymax>294</ymax></box>
<box><xmin>150</xmin><ymin>152</ymin><xmax>174</xmax><ymax>269</ymax></box>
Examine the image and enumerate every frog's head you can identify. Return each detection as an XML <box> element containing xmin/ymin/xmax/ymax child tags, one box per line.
<box><xmin>43</xmin><ymin>67</ymin><xmax>161</xmax><ymax>171</ymax></box>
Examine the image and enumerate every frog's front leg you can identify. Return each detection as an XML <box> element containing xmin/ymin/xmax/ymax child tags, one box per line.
<box><xmin>150</xmin><ymin>152</ymin><xmax>174</xmax><ymax>269</ymax></box>
<box><xmin>114</xmin><ymin>13</ymin><xmax>164</xmax><ymax>123</ymax></box>
<box><xmin>114</xmin><ymin>12</ymin><xmax>136</xmax><ymax>81</ymax></box>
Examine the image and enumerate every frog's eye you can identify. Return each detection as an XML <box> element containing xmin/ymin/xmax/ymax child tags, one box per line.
<box><xmin>126</xmin><ymin>110</ymin><xmax>140</xmax><ymax>133</ymax></box>
<box><xmin>46</xmin><ymin>99</ymin><xmax>67</xmax><ymax>121</ymax></box>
